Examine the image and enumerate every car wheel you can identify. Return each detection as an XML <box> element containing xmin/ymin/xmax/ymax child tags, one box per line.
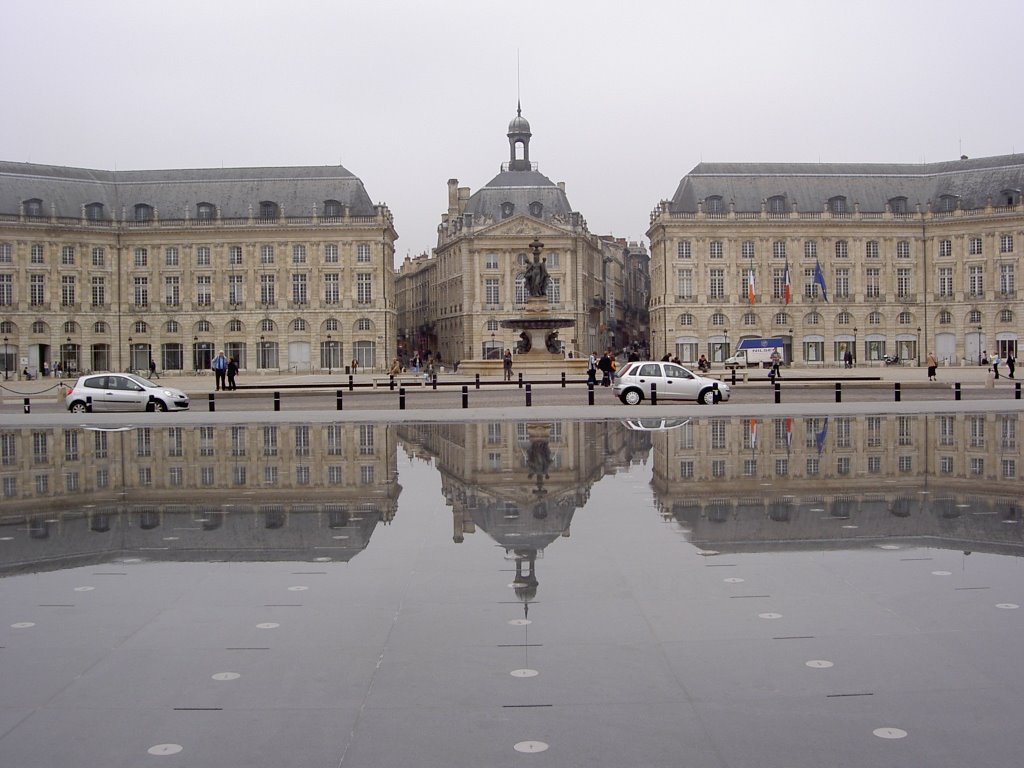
<box><xmin>621</xmin><ymin>389</ymin><xmax>643</xmax><ymax>406</ymax></box>
<box><xmin>69</xmin><ymin>401</ymin><xmax>88</xmax><ymax>414</ymax></box>
<box><xmin>699</xmin><ymin>388</ymin><xmax>717</xmax><ymax>405</ymax></box>
<box><xmin>155</xmin><ymin>400</ymin><xmax>168</xmax><ymax>412</ymax></box>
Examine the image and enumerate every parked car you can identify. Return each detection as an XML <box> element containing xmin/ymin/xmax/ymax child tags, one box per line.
<box><xmin>64</xmin><ymin>373</ymin><xmax>190</xmax><ymax>413</ymax></box>
<box><xmin>614</xmin><ymin>361</ymin><xmax>730</xmax><ymax>405</ymax></box>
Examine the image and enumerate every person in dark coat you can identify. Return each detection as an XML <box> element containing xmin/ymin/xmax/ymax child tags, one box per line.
<box><xmin>226</xmin><ymin>357</ymin><xmax>239</xmax><ymax>390</ymax></box>
<box><xmin>598</xmin><ymin>351</ymin><xmax>614</xmax><ymax>387</ymax></box>
<box><xmin>1007</xmin><ymin>353</ymin><xmax>1016</xmax><ymax>379</ymax></box>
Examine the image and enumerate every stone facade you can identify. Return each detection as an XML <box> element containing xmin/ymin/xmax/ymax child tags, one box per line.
<box><xmin>647</xmin><ymin>156</ymin><xmax>1024</xmax><ymax>368</ymax></box>
<box><xmin>0</xmin><ymin>162</ymin><xmax>397</xmax><ymax>377</ymax></box>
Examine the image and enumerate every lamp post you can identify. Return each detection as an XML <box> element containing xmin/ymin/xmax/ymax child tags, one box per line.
<box><xmin>3</xmin><ymin>335</ymin><xmax>8</xmax><ymax>380</ymax></box>
<box><xmin>127</xmin><ymin>336</ymin><xmax>133</xmax><ymax>372</ymax></box>
<box><xmin>853</xmin><ymin>327</ymin><xmax>858</xmax><ymax>366</ymax></box>
<box><xmin>977</xmin><ymin>325</ymin><xmax>983</xmax><ymax>365</ymax></box>
<box><xmin>193</xmin><ymin>335</ymin><xmax>199</xmax><ymax>374</ymax></box>
<box><xmin>723</xmin><ymin>329</ymin><xmax>729</xmax><ymax>363</ymax></box>
<box><xmin>65</xmin><ymin>336</ymin><xmax>71</xmax><ymax>373</ymax></box>
<box><xmin>327</xmin><ymin>333</ymin><xmax>333</xmax><ymax>374</ymax></box>
<box><xmin>916</xmin><ymin>327</ymin><xmax>921</xmax><ymax>366</ymax></box>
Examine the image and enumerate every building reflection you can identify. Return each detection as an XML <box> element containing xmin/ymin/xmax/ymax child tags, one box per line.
<box><xmin>644</xmin><ymin>413</ymin><xmax>1024</xmax><ymax>554</ymax></box>
<box><xmin>0</xmin><ymin>423</ymin><xmax>400</xmax><ymax>573</ymax></box>
<box><xmin>398</xmin><ymin>420</ymin><xmax>650</xmax><ymax>599</ymax></box>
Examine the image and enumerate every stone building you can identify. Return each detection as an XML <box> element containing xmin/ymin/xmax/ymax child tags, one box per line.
<box><xmin>409</xmin><ymin>106</ymin><xmax>641</xmax><ymax>366</ymax></box>
<box><xmin>0</xmin><ymin>162</ymin><xmax>397</xmax><ymax>377</ymax></box>
<box><xmin>647</xmin><ymin>155</ymin><xmax>1024</xmax><ymax>367</ymax></box>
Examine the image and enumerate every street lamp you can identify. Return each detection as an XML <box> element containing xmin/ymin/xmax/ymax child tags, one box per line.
<box><xmin>853</xmin><ymin>327</ymin><xmax>858</xmax><ymax>366</ymax></box>
<box><xmin>916</xmin><ymin>327</ymin><xmax>921</xmax><ymax>366</ymax></box>
<box><xmin>127</xmin><ymin>336</ymin><xmax>133</xmax><ymax>372</ymax></box>
<box><xmin>723</xmin><ymin>329</ymin><xmax>729</xmax><ymax>362</ymax></box>
<box><xmin>977</xmin><ymin>325</ymin><xmax>983</xmax><ymax>365</ymax></box>
<box><xmin>65</xmin><ymin>336</ymin><xmax>71</xmax><ymax>373</ymax></box>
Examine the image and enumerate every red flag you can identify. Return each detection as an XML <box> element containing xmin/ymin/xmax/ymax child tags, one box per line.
<box><xmin>783</xmin><ymin>263</ymin><xmax>792</xmax><ymax>305</ymax></box>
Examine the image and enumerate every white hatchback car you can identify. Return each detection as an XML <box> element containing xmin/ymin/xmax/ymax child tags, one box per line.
<box><xmin>65</xmin><ymin>373</ymin><xmax>190</xmax><ymax>413</ymax></box>
<box><xmin>614</xmin><ymin>361</ymin><xmax>730</xmax><ymax>405</ymax></box>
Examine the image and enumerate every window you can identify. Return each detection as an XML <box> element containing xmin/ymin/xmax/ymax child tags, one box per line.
<box><xmin>500</xmin><ymin>202</ymin><xmax>514</xmax><ymax>218</ymax></box>
<box><xmin>61</xmin><ymin>245</ymin><xmax>75</xmax><ymax>265</ymax></box>
<box><xmin>547</xmin><ymin>252</ymin><xmax>560</xmax><ymax>268</ymax></box>
<box><xmin>968</xmin><ymin>309</ymin><xmax>982</xmax><ymax>324</ymax></box>
<box><xmin>0</xmin><ymin>243</ymin><xmax>10</xmax><ymax>264</ymax></box>
<box><xmin>30</xmin><ymin>243</ymin><xmax>44</xmax><ymax>264</ymax></box>
<box><xmin>135</xmin><ymin>320</ymin><xmax>149</xmax><ymax>333</ymax></box>
<box><xmin>260</xmin><ymin>245</ymin><xmax>274</xmax><ymax>264</ymax></box>
<box><xmin>742</xmin><ymin>312</ymin><xmax>757</xmax><ymax>326</ymax></box>
<box><xmin>774</xmin><ymin>312</ymin><xmax>789</xmax><ymax>325</ymax></box>
<box><xmin>1001</xmin><ymin>234</ymin><xmax>1015</xmax><ymax>253</ymax></box>
<box><xmin>259</xmin><ymin>201</ymin><xmax>279</xmax><ymax>220</ymax></box>
<box><xmin>85</xmin><ymin>202</ymin><xmax>105</xmax><ymax>221</ymax></box>
<box><xmin>164</xmin><ymin>246</ymin><xmax>179</xmax><ymax>266</ymax></box>
<box><xmin>939</xmin><ymin>195</ymin><xmax>957</xmax><ymax>212</ymax></box>
<box><xmin>1000</xmin><ymin>309</ymin><xmax>1014</xmax><ymax>323</ymax></box>
<box><xmin>323</xmin><ymin>199</ymin><xmax>342</xmax><ymax>218</ymax></box>
<box><xmin>29</xmin><ymin>274</ymin><xmax>45</xmax><ymax>305</ymax></box>
<box><xmin>356</xmin><ymin>273</ymin><xmax>372</xmax><ymax>304</ymax></box>
<box><xmin>292</xmin><ymin>318</ymin><xmax>307</xmax><ymax>331</ymax></box>
<box><xmin>968</xmin><ymin>265</ymin><xmax>984</xmax><ymax>296</ymax></box>
<box><xmin>324</xmin><ymin>243</ymin><xmax>338</xmax><ymax>263</ymax></box>
<box><xmin>324</xmin><ymin>273</ymin><xmax>339</xmax><ymax>304</ymax></box>
<box><xmin>134</xmin><ymin>248</ymin><xmax>148</xmax><ymax>267</ymax></box>
<box><xmin>836</xmin><ymin>240</ymin><xmax>850</xmax><ymax>259</ymax></box>
<box><xmin>228</xmin><ymin>319</ymin><xmax>243</xmax><ymax>332</ymax></box>
<box><xmin>889</xmin><ymin>197</ymin><xmax>908</xmax><ymax>214</ymax></box>
<box><xmin>229</xmin><ymin>245</ymin><xmax>243</xmax><ymax>265</ymax></box>
<box><xmin>803</xmin><ymin>268</ymin><xmax>820</xmax><ymax>299</ymax></box>
<box><xmin>837</xmin><ymin>311</ymin><xmax>852</xmax><ymax>325</ymax></box>
<box><xmin>91</xmin><ymin>247</ymin><xmax>104</xmax><ymax>267</ymax></box>
<box><xmin>771</xmin><ymin>269</ymin><xmax>786</xmax><ymax>300</ymax></box>
<box><xmin>938</xmin><ymin>310</ymin><xmax>952</xmax><ymax>325</ymax></box>
<box><xmin>677</xmin><ymin>269</ymin><xmax>693</xmax><ymax>298</ymax></box>
<box><xmin>834</xmin><ymin>269</ymin><xmax>849</xmax><ymax>299</ymax></box>
<box><xmin>95</xmin><ymin>321</ymin><xmax>108</xmax><ymax>333</ymax></box>
<box><xmin>828</xmin><ymin>196</ymin><xmax>847</xmax><ymax>214</ymax></box>
<box><xmin>292</xmin><ymin>273</ymin><xmax>308</xmax><ymax>304</ymax></box>
<box><xmin>709</xmin><ymin>241</ymin><xmax>723</xmax><ymax>259</ymax></box>
<box><xmin>709</xmin><ymin>268</ymin><xmax>724</xmax><ymax>299</ymax></box>
<box><xmin>546</xmin><ymin>277</ymin><xmax>561</xmax><ymax>303</ymax></box>
<box><xmin>772</xmin><ymin>241</ymin><xmax>786</xmax><ymax>259</ymax></box>
<box><xmin>1000</xmin><ymin>264</ymin><xmax>1016</xmax><ymax>295</ymax></box>
<box><xmin>529</xmin><ymin>201</ymin><xmax>543</xmax><ymax>217</ymax></box>
<box><xmin>484</xmin><ymin>252</ymin><xmax>498</xmax><ymax>269</ymax></box>
<box><xmin>938</xmin><ymin>267</ymin><xmax>954</xmax><ymax>297</ymax></box>
<box><xmin>196</xmin><ymin>246</ymin><xmax>211</xmax><ymax>266</ymax></box>
<box><xmin>356</xmin><ymin>243</ymin><xmax>371</xmax><ymax>263</ymax></box>
<box><xmin>679</xmin><ymin>313</ymin><xmax>694</xmax><ymax>326</ymax></box>
<box><xmin>866</xmin><ymin>268</ymin><xmax>880</xmax><ymax>298</ymax></box>
<box><xmin>0</xmin><ymin>275</ymin><xmax>12</xmax><ymax>306</ymax></box>
<box><xmin>196</xmin><ymin>275</ymin><xmax>212</xmax><ymax>306</ymax></box>
<box><xmin>804</xmin><ymin>240</ymin><xmax>817</xmax><ymax>259</ymax></box>
<box><xmin>710</xmin><ymin>312</ymin><xmax>726</xmax><ymax>326</ymax></box>
<box><xmin>868</xmin><ymin>311</ymin><xmax>882</xmax><ymax>325</ymax></box>
<box><xmin>898</xmin><ymin>311</ymin><xmax>912</xmax><ymax>325</ymax></box>
<box><xmin>768</xmin><ymin>195</ymin><xmax>786</xmax><ymax>214</ymax></box>
<box><xmin>939</xmin><ymin>239</ymin><xmax>952</xmax><ymax>257</ymax></box>
<box><xmin>260</xmin><ymin>274</ymin><xmax>275</xmax><ymax>305</ymax></box>
<box><xmin>969</xmin><ymin>237</ymin><xmax>983</xmax><ymax>255</ymax></box>
<box><xmin>864</xmin><ymin>240</ymin><xmax>878</xmax><ymax>259</ymax></box>
<box><xmin>260</xmin><ymin>319</ymin><xmax>275</xmax><ymax>333</ymax></box>
<box><xmin>742</xmin><ymin>241</ymin><xmax>755</xmax><ymax>259</ymax></box>
<box><xmin>896</xmin><ymin>268</ymin><xmax>912</xmax><ymax>297</ymax></box>
<box><xmin>58</xmin><ymin>276</ymin><xmax>74</xmax><ymax>305</ymax></box>
<box><xmin>677</xmin><ymin>241</ymin><xmax>691</xmax><ymax>259</ymax></box>
<box><xmin>896</xmin><ymin>240</ymin><xmax>911</xmax><ymax>259</ymax></box>
<box><xmin>484</xmin><ymin>278</ymin><xmax>499</xmax><ymax>305</ymax></box>
<box><xmin>197</xmin><ymin>202</ymin><xmax>215</xmax><ymax>220</ymax></box>
<box><xmin>134</xmin><ymin>203</ymin><xmax>153</xmax><ymax>222</ymax></box>
<box><xmin>228</xmin><ymin>274</ymin><xmax>243</xmax><ymax>304</ymax></box>
<box><xmin>806</xmin><ymin>312</ymin><xmax>821</xmax><ymax>325</ymax></box>
<box><xmin>357</xmin><ymin>318</ymin><xmax>371</xmax><ymax>331</ymax></box>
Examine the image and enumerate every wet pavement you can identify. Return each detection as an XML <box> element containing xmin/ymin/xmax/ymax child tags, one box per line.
<box><xmin>1</xmin><ymin>413</ymin><xmax>1022</xmax><ymax>767</ymax></box>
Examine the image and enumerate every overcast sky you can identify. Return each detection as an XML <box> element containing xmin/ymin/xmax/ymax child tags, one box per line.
<box><xmin>3</xmin><ymin>0</ymin><xmax>1021</xmax><ymax>263</ymax></box>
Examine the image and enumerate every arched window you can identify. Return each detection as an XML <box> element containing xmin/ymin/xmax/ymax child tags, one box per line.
<box><xmin>528</xmin><ymin>201</ymin><xmax>543</xmax><ymax>217</ymax></box>
<box><xmin>514</xmin><ymin>275</ymin><xmax>527</xmax><ymax>304</ymax></box>
<box><xmin>31</xmin><ymin>320</ymin><xmax>48</xmax><ymax>334</ymax></box>
<box><xmin>774</xmin><ymin>312</ymin><xmax>789</xmax><ymax>325</ymax></box>
<box><xmin>23</xmin><ymin>198</ymin><xmax>44</xmax><ymax>217</ymax></box>
<box><xmin>63</xmin><ymin>321</ymin><xmax>79</xmax><ymax>334</ymax></box>
<box><xmin>710</xmin><ymin>312</ymin><xmax>726</xmax><ymax>326</ymax></box>
<box><xmin>356</xmin><ymin>318</ymin><xmax>372</xmax><ymax>331</ymax></box>
<box><xmin>486</xmin><ymin>319</ymin><xmax>499</xmax><ymax>331</ymax></box>
<box><xmin>501</xmin><ymin>202</ymin><xmax>515</xmax><ymax>218</ymax></box>
<box><xmin>1001</xmin><ymin>189</ymin><xmax>1020</xmax><ymax>207</ymax></box>
<box><xmin>228</xmin><ymin>319</ymin><xmax>243</xmax><ymax>333</ymax></box>
<box><xmin>705</xmin><ymin>196</ymin><xmax>723</xmax><ymax>214</ymax></box>
<box><xmin>828</xmin><ymin>196</ymin><xmax>847</xmax><ymax>214</ymax></box>
<box><xmin>938</xmin><ymin>310</ymin><xmax>953</xmax><ymax>325</ymax></box>
<box><xmin>767</xmin><ymin>195</ymin><xmax>786</xmax><ymax>214</ymax></box>
<box><xmin>293</xmin><ymin>318</ymin><xmax>307</xmax><ymax>331</ymax></box>
<box><xmin>868</xmin><ymin>312</ymin><xmax>882</xmax><ymax>325</ymax></box>
<box><xmin>939</xmin><ymin>194</ymin><xmax>958</xmax><ymax>212</ymax></box>
<box><xmin>323</xmin><ymin>199</ymin><xmax>343</xmax><ymax>218</ymax></box>
<box><xmin>196</xmin><ymin>202</ymin><xmax>215</xmax><ymax>220</ymax></box>
<box><xmin>968</xmin><ymin>309</ymin><xmax>982</xmax><ymax>324</ymax></box>
<box><xmin>133</xmin><ymin>203</ymin><xmax>153</xmax><ymax>222</ymax></box>
<box><xmin>259</xmin><ymin>201</ymin><xmax>279</xmax><ymax>220</ymax></box>
<box><xmin>85</xmin><ymin>202</ymin><xmax>105</xmax><ymax>220</ymax></box>
<box><xmin>805</xmin><ymin>312</ymin><xmax>821</xmax><ymax>325</ymax></box>
<box><xmin>742</xmin><ymin>312</ymin><xmax>757</xmax><ymax>326</ymax></box>
<box><xmin>325</xmin><ymin>318</ymin><xmax>339</xmax><ymax>331</ymax></box>
<box><xmin>93</xmin><ymin>321</ymin><xmax>108</xmax><ymax>333</ymax></box>
<box><xmin>165</xmin><ymin>320</ymin><xmax>179</xmax><ymax>333</ymax></box>
<box><xmin>260</xmin><ymin>319</ymin><xmax>275</xmax><ymax>333</ymax></box>
<box><xmin>898</xmin><ymin>311</ymin><xmax>913</xmax><ymax>325</ymax></box>
<box><xmin>134</xmin><ymin>320</ymin><xmax>148</xmax><ymax>333</ymax></box>
<box><xmin>888</xmin><ymin>196</ymin><xmax>908</xmax><ymax>214</ymax></box>
<box><xmin>1000</xmin><ymin>309</ymin><xmax>1014</xmax><ymax>323</ymax></box>
<box><xmin>837</xmin><ymin>311</ymin><xmax>852</xmax><ymax>325</ymax></box>
<box><xmin>679</xmin><ymin>313</ymin><xmax>694</xmax><ymax>326</ymax></box>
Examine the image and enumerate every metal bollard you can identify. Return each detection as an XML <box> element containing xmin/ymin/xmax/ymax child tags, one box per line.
<box><xmin>518</xmin><ymin>372</ymin><xmax>523</xmax><ymax>388</ymax></box>
<box><xmin>336</xmin><ymin>389</ymin><xmax>343</xmax><ymax>411</ymax></box>
<box><xmin>954</xmin><ymin>382</ymin><xmax>961</xmax><ymax>401</ymax></box>
<box><xmin>86</xmin><ymin>395</ymin><xmax>93</xmax><ymax>413</ymax></box>
<box><xmin>146</xmin><ymin>395</ymin><xmax>155</xmax><ymax>412</ymax></box>
<box><xmin>432</xmin><ymin>374</ymin><xmax>437</xmax><ymax>391</ymax></box>
<box><xmin>561</xmin><ymin>371</ymin><xmax>566</xmax><ymax>388</ymax></box>
<box><xmin>461</xmin><ymin>384</ymin><xmax>469</xmax><ymax>409</ymax></box>
<box><xmin>894</xmin><ymin>382</ymin><xmax>901</xmax><ymax>402</ymax></box>
<box><xmin>731</xmin><ymin>368</ymin><xmax>736</xmax><ymax>385</ymax></box>
<box><xmin>399</xmin><ymin>386</ymin><xmax>406</xmax><ymax>410</ymax></box>
<box><xmin>208</xmin><ymin>393</ymin><xmax>215</xmax><ymax>412</ymax></box>
<box><xmin>525</xmin><ymin>383</ymin><xmax>532</xmax><ymax>407</ymax></box>
<box><xmin>273</xmin><ymin>392</ymin><xmax>281</xmax><ymax>411</ymax></box>
<box><xmin>650</xmin><ymin>382</ymin><xmax>658</xmax><ymax>406</ymax></box>
<box><xmin>475</xmin><ymin>373</ymin><xmax>480</xmax><ymax>390</ymax></box>
<box><xmin>835</xmin><ymin>382</ymin><xmax>842</xmax><ymax>403</ymax></box>
<box><xmin>713</xmin><ymin>382</ymin><xmax>720</xmax><ymax>403</ymax></box>
<box><xmin>23</xmin><ymin>397</ymin><xmax>30</xmax><ymax>414</ymax></box>
<box><xmin>348</xmin><ymin>374</ymin><xmax>354</xmax><ymax>392</ymax></box>
<box><xmin>774</xmin><ymin>382</ymin><xmax>781</xmax><ymax>404</ymax></box>
<box><xmin>389</xmin><ymin>374</ymin><xmax>396</xmax><ymax>391</ymax></box>
<box><xmin>588</xmin><ymin>381</ymin><xmax>595</xmax><ymax>405</ymax></box>
<box><xmin>1017</xmin><ymin>382</ymin><xmax>1022</xmax><ymax>400</ymax></box>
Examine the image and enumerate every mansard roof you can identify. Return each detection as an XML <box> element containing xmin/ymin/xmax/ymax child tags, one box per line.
<box><xmin>668</xmin><ymin>153</ymin><xmax>1024</xmax><ymax>213</ymax></box>
<box><xmin>463</xmin><ymin>167</ymin><xmax>575</xmax><ymax>222</ymax></box>
<box><xmin>0</xmin><ymin>161</ymin><xmax>379</xmax><ymax>219</ymax></box>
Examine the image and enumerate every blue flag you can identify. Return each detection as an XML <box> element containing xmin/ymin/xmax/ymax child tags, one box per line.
<box><xmin>814</xmin><ymin>260</ymin><xmax>829</xmax><ymax>303</ymax></box>
<box><xmin>815</xmin><ymin>417</ymin><xmax>829</xmax><ymax>456</ymax></box>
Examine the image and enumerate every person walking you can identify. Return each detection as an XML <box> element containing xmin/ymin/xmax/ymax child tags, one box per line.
<box><xmin>1007</xmin><ymin>352</ymin><xmax>1016</xmax><ymax>379</ymax></box>
<box><xmin>926</xmin><ymin>352</ymin><xmax>937</xmax><ymax>381</ymax></box>
<box><xmin>212</xmin><ymin>350</ymin><xmax>228</xmax><ymax>390</ymax></box>
<box><xmin>226</xmin><ymin>356</ymin><xmax>238</xmax><ymax>390</ymax></box>
<box><xmin>992</xmin><ymin>351</ymin><xmax>1001</xmax><ymax>380</ymax></box>
<box><xmin>587</xmin><ymin>351</ymin><xmax>598</xmax><ymax>386</ymax></box>
<box><xmin>598</xmin><ymin>350</ymin><xmax>614</xmax><ymax>387</ymax></box>
<box><xmin>502</xmin><ymin>349</ymin><xmax>513</xmax><ymax>382</ymax></box>
<box><xmin>149</xmin><ymin>358</ymin><xmax>158</xmax><ymax>379</ymax></box>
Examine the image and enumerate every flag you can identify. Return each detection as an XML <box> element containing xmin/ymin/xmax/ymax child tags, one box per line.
<box><xmin>785</xmin><ymin>417</ymin><xmax>792</xmax><ymax>456</ymax></box>
<box><xmin>814</xmin><ymin>260</ymin><xmax>829</xmax><ymax>303</ymax></box>
<box><xmin>748</xmin><ymin>270</ymin><xmax>756</xmax><ymax>305</ymax></box>
<box><xmin>814</xmin><ymin>417</ymin><xmax>830</xmax><ymax>456</ymax></box>
<box><xmin>749</xmin><ymin>418</ymin><xmax>757</xmax><ymax>450</ymax></box>
<box><xmin>783</xmin><ymin>263</ymin><xmax>792</xmax><ymax>305</ymax></box>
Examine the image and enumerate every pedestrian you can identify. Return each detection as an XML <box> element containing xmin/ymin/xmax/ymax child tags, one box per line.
<box><xmin>351</xmin><ymin>358</ymin><xmax>359</xmax><ymax>375</ymax></box>
<box><xmin>502</xmin><ymin>348</ymin><xmax>513</xmax><ymax>381</ymax></box>
<box><xmin>992</xmin><ymin>352</ymin><xmax>1001</xmax><ymax>380</ymax></box>
<box><xmin>926</xmin><ymin>352</ymin><xmax>937</xmax><ymax>381</ymax></box>
<box><xmin>149</xmin><ymin>358</ymin><xmax>158</xmax><ymax>379</ymax></box>
<box><xmin>1007</xmin><ymin>352</ymin><xmax>1016</xmax><ymax>379</ymax></box>
<box><xmin>844</xmin><ymin>349</ymin><xmax>853</xmax><ymax>369</ymax></box>
<box><xmin>226</xmin><ymin>356</ymin><xmax>238</xmax><ymax>390</ymax></box>
<box><xmin>587</xmin><ymin>351</ymin><xmax>598</xmax><ymax>385</ymax></box>
<box><xmin>212</xmin><ymin>350</ymin><xmax>228</xmax><ymax>390</ymax></box>
<box><xmin>598</xmin><ymin>350</ymin><xmax>614</xmax><ymax>387</ymax></box>
<box><xmin>42</xmin><ymin>362</ymin><xmax>50</xmax><ymax>377</ymax></box>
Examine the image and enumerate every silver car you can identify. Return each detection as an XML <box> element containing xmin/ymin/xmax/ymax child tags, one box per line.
<box><xmin>65</xmin><ymin>373</ymin><xmax>190</xmax><ymax>413</ymax></box>
<box><xmin>614</xmin><ymin>361</ymin><xmax>730</xmax><ymax>405</ymax></box>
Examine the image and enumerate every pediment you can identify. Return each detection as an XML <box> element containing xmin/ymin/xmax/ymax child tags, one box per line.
<box><xmin>477</xmin><ymin>215</ymin><xmax>570</xmax><ymax>239</ymax></box>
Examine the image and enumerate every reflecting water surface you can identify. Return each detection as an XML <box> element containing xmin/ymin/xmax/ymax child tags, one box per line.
<box><xmin>1</xmin><ymin>415</ymin><xmax>1022</xmax><ymax>767</ymax></box>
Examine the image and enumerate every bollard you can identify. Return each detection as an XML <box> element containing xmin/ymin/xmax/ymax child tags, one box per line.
<box><xmin>146</xmin><ymin>395</ymin><xmax>155</xmax><ymax>412</ymax></box>
<box><xmin>23</xmin><ymin>397</ymin><xmax>30</xmax><ymax>414</ymax></box>
<box><xmin>774</xmin><ymin>382</ymin><xmax>781</xmax><ymax>404</ymax></box>
<box><xmin>894</xmin><ymin>382</ymin><xmax>901</xmax><ymax>402</ymax></box>
<box><xmin>1017</xmin><ymin>382</ymin><xmax>1022</xmax><ymax>400</ymax></box>
<box><xmin>731</xmin><ymin>367</ymin><xmax>736</xmax><ymax>385</ymax></box>
<box><xmin>650</xmin><ymin>382</ymin><xmax>658</xmax><ymax>406</ymax></box>
<box><xmin>399</xmin><ymin>386</ymin><xmax>406</xmax><ymax>410</ymax></box>
<box><xmin>475</xmin><ymin>373</ymin><xmax>480</xmax><ymax>390</ymax></box>
<box><xmin>273</xmin><ymin>392</ymin><xmax>281</xmax><ymax>411</ymax></box>
<box><xmin>208</xmin><ymin>393</ymin><xmax>215</xmax><ymax>412</ymax></box>
<box><xmin>561</xmin><ymin>371</ymin><xmax>566</xmax><ymax>388</ymax></box>
<box><xmin>461</xmin><ymin>384</ymin><xmax>469</xmax><ymax>409</ymax></box>
<box><xmin>348</xmin><ymin>374</ymin><xmax>354</xmax><ymax>392</ymax></box>
<box><xmin>336</xmin><ymin>389</ymin><xmax>343</xmax><ymax>411</ymax></box>
<box><xmin>86</xmin><ymin>395</ymin><xmax>93</xmax><ymax>413</ymax></box>
<box><xmin>518</xmin><ymin>372</ymin><xmax>523</xmax><ymax>389</ymax></box>
<box><xmin>588</xmin><ymin>381</ymin><xmax>594</xmax><ymax>405</ymax></box>
<box><xmin>432</xmin><ymin>374</ymin><xmax>437</xmax><ymax>391</ymax></box>
<box><xmin>954</xmin><ymin>382</ymin><xmax>961</xmax><ymax>401</ymax></box>
<box><xmin>713</xmin><ymin>382</ymin><xmax>720</xmax><ymax>403</ymax></box>
<box><xmin>835</xmin><ymin>382</ymin><xmax>842</xmax><ymax>403</ymax></box>
<box><xmin>389</xmin><ymin>374</ymin><xmax>395</xmax><ymax>391</ymax></box>
<box><xmin>525</xmin><ymin>383</ymin><xmax>532</xmax><ymax>407</ymax></box>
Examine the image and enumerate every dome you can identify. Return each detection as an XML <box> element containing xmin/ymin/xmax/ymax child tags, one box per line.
<box><xmin>508</xmin><ymin>107</ymin><xmax>531</xmax><ymax>135</ymax></box>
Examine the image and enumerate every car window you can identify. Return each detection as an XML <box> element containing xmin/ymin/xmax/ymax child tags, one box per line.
<box><xmin>83</xmin><ymin>376</ymin><xmax>107</xmax><ymax>389</ymax></box>
<box><xmin>638</xmin><ymin>363</ymin><xmax>661</xmax><ymax>377</ymax></box>
<box><xmin>108</xmin><ymin>376</ymin><xmax>133</xmax><ymax>391</ymax></box>
<box><xmin>664</xmin><ymin>364</ymin><xmax>692</xmax><ymax>379</ymax></box>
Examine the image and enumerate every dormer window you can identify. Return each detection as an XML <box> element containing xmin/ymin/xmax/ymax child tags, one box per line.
<box><xmin>501</xmin><ymin>202</ymin><xmax>515</xmax><ymax>219</ymax></box>
<box><xmin>323</xmin><ymin>199</ymin><xmax>343</xmax><ymax>218</ymax></box>
<box><xmin>827</xmin><ymin>196</ymin><xmax>847</xmax><ymax>214</ymax></box>
<box><xmin>705</xmin><ymin>196</ymin><xmax>724</xmax><ymax>214</ymax></box>
<box><xmin>767</xmin><ymin>195</ymin><xmax>786</xmax><ymax>214</ymax></box>
<box><xmin>888</xmin><ymin>196</ymin><xmax>908</xmax><ymax>214</ymax></box>
<box><xmin>85</xmin><ymin>202</ymin><xmax>105</xmax><ymax>221</ymax></box>
<box><xmin>196</xmin><ymin>202</ymin><xmax>215</xmax><ymax>220</ymax></box>
<box><xmin>939</xmin><ymin>194</ymin><xmax>958</xmax><ymax>212</ymax></box>
<box><xmin>528</xmin><ymin>201</ymin><xmax>543</xmax><ymax>217</ymax></box>
<box><xmin>134</xmin><ymin>203</ymin><xmax>153</xmax><ymax>222</ymax></box>
<box><xmin>23</xmin><ymin>198</ymin><xmax>43</xmax><ymax>217</ymax></box>
<box><xmin>259</xmin><ymin>201</ymin><xmax>279</xmax><ymax>220</ymax></box>
<box><xmin>1001</xmin><ymin>189</ymin><xmax>1020</xmax><ymax>207</ymax></box>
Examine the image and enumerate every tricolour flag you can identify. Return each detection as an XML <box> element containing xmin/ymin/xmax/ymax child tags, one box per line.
<box><xmin>783</xmin><ymin>263</ymin><xmax>792</xmax><ymax>305</ymax></box>
<box><xmin>748</xmin><ymin>270</ymin><xmax>756</xmax><ymax>305</ymax></box>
